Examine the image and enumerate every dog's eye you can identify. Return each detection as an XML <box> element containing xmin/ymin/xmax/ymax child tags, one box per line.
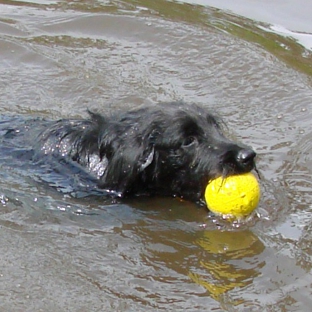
<box><xmin>182</xmin><ymin>136</ymin><xmax>196</xmax><ymax>147</ymax></box>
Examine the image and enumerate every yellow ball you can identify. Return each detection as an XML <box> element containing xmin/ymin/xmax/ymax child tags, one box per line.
<box><xmin>205</xmin><ymin>173</ymin><xmax>260</xmax><ymax>218</ymax></box>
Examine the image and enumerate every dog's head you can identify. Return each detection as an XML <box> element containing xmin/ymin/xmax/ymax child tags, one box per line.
<box><xmin>97</xmin><ymin>103</ymin><xmax>256</xmax><ymax>201</ymax></box>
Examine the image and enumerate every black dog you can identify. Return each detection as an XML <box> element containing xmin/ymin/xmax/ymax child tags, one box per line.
<box><xmin>23</xmin><ymin>102</ymin><xmax>255</xmax><ymax>202</ymax></box>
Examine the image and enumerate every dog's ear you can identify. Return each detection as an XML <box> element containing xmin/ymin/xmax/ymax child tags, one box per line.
<box><xmin>98</xmin><ymin>136</ymin><xmax>155</xmax><ymax>197</ymax></box>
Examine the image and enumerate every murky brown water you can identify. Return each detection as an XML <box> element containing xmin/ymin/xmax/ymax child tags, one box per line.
<box><xmin>1</xmin><ymin>1</ymin><xmax>312</xmax><ymax>311</ymax></box>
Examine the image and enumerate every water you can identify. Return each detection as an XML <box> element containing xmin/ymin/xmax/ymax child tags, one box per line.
<box><xmin>1</xmin><ymin>1</ymin><xmax>312</xmax><ymax>311</ymax></box>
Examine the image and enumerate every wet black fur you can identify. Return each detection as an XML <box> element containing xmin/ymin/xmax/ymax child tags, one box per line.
<box><xmin>35</xmin><ymin>102</ymin><xmax>256</xmax><ymax>202</ymax></box>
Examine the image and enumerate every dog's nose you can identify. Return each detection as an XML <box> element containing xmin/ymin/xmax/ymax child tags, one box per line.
<box><xmin>236</xmin><ymin>149</ymin><xmax>256</xmax><ymax>165</ymax></box>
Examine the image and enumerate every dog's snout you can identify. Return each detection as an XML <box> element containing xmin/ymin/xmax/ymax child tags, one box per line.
<box><xmin>236</xmin><ymin>149</ymin><xmax>256</xmax><ymax>164</ymax></box>
<box><xmin>219</xmin><ymin>146</ymin><xmax>257</xmax><ymax>176</ymax></box>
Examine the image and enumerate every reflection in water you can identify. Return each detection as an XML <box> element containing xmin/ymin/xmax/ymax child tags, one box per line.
<box><xmin>190</xmin><ymin>230</ymin><xmax>264</xmax><ymax>302</ymax></box>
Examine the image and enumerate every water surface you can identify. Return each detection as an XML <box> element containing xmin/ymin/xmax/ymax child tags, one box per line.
<box><xmin>0</xmin><ymin>1</ymin><xmax>312</xmax><ymax>311</ymax></box>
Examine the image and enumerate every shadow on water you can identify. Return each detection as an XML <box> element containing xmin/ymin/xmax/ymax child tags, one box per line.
<box><xmin>2</xmin><ymin>0</ymin><xmax>312</xmax><ymax>76</ymax></box>
<box><xmin>132</xmin><ymin>0</ymin><xmax>312</xmax><ymax>76</ymax></box>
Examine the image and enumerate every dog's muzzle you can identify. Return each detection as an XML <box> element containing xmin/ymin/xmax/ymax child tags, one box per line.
<box><xmin>235</xmin><ymin>148</ymin><xmax>256</xmax><ymax>172</ymax></box>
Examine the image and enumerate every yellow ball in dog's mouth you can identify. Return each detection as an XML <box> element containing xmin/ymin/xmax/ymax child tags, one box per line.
<box><xmin>205</xmin><ymin>173</ymin><xmax>260</xmax><ymax>219</ymax></box>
